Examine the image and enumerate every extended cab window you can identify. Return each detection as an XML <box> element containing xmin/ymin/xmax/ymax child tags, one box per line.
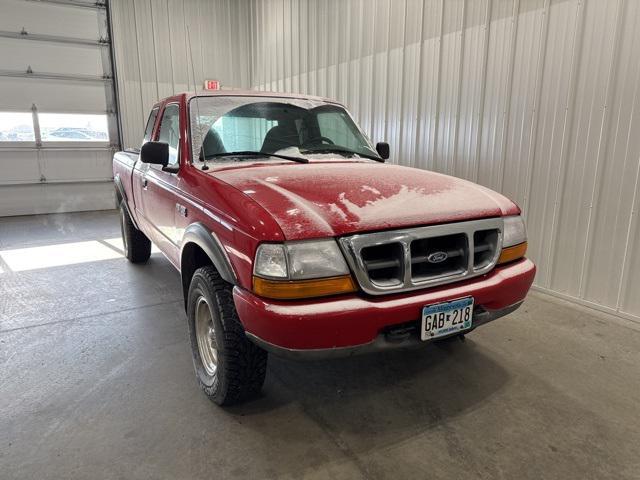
<box><xmin>143</xmin><ymin>107</ymin><xmax>159</xmax><ymax>143</ymax></box>
<box><xmin>158</xmin><ymin>104</ymin><xmax>180</xmax><ymax>166</ymax></box>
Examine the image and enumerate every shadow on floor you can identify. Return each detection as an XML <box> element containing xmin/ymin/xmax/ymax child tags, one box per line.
<box><xmin>226</xmin><ymin>338</ymin><xmax>509</xmax><ymax>452</ymax></box>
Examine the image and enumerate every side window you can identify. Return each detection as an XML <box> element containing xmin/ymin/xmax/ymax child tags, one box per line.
<box><xmin>158</xmin><ymin>104</ymin><xmax>180</xmax><ymax>166</ymax></box>
<box><xmin>143</xmin><ymin>108</ymin><xmax>159</xmax><ymax>143</ymax></box>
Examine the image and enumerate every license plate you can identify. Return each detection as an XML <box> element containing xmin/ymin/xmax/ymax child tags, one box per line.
<box><xmin>421</xmin><ymin>297</ymin><xmax>473</xmax><ymax>341</ymax></box>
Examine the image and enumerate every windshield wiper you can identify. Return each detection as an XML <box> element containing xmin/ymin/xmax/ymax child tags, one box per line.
<box><xmin>300</xmin><ymin>147</ymin><xmax>384</xmax><ymax>162</ymax></box>
<box><xmin>205</xmin><ymin>151</ymin><xmax>308</xmax><ymax>164</ymax></box>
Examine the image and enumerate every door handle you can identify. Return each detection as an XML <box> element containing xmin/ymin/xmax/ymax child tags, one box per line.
<box><xmin>142</xmin><ymin>177</ymin><xmax>148</xmax><ymax>190</ymax></box>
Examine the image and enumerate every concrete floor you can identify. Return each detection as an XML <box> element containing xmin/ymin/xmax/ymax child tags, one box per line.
<box><xmin>0</xmin><ymin>210</ymin><xmax>638</xmax><ymax>480</ymax></box>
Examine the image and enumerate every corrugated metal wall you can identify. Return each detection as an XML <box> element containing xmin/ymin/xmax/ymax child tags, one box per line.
<box><xmin>249</xmin><ymin>0</ymin><xmax>640</xmax><ymax>321</ymax></box>
<box><xmin>109</xmin><ymin>0</ymin><xmax>253</xmax><ymax>148</ymax></box>
<box><xmin>107</xmin><ymin>0</ymin><xmax>640</xmax><ymax>320</ymax></box>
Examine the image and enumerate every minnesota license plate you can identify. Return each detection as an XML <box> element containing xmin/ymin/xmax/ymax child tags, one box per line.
<box><xmin>421</xmin><ymin>297</ymin><xmax>474</xmax><ymax>341</ymax></box>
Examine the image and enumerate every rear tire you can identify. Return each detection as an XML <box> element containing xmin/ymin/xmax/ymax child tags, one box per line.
<box><xmin>187</xmin><ymin>266</ymin><xmax>268</xmax><ymax>406</ymax></box>
<box><xmin>119</xmin><ymin>201</ymin><xmax>151</xmax><ymax>263</ymax></box>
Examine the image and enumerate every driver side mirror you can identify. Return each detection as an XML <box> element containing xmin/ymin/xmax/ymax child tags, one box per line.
<box><xmin>376</xmin><ymin>142</ymin><xmax>390</xmax><ymax>160</ymax></box>
<box><xmin>140</xmin><ymin>141</ymin><xmax>169</xmax><ymax>167</ymax></box>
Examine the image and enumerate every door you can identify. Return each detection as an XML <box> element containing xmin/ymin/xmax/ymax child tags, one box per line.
<box><xmin>131</xmin><ymin>106</ymin><xmax>159</xmax><ymax>227</ymax></box>
<box><xmin>140</xmin><ymin>103</ymin><xmax>181</xmax><ymax>263</ymax></box>
<box><xmin>0</xmin><ymin>0</ymin><xmax>119</xmax><ymax>216</ymax></box>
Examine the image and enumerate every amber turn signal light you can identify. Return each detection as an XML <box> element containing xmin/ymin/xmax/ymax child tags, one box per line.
<box><xmin>253</xmin><ymin>275</ymin><xmax>357</xmax><ymax>300</ymax></box>
<box><xmin>498</xmin><ymin>241</ymin><xmax>528</xmax><ymax>265</ymax></box>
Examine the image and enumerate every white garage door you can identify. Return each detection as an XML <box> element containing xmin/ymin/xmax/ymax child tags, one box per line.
<box><xmin>0</xmin><ymin>0</ymin><xmax>119</xmax><ymax>216</ymax></box>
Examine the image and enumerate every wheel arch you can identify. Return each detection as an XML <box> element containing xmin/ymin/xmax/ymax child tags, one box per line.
<box><xmin>180</xmin><ymin>223</ymin><xmax>238</xmax><ymax>309</ymax></box>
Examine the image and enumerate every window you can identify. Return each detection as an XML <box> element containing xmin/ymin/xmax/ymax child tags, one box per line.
<box><xmin>191</xmin><ymin>97</ymin><xmax>377</xmax><ymax>163</ymax></box>
<box><xmin>0</xmin><ymin>112</ymin><xmax>35</xmax><ymax>142</ymax></box>
<box><xmin>143</xmin><ymin>108</ymin><xmax>159</xmax><ymax>143</ymax></box>
<box><xmin>158</xmin><ymin>104</ymin><xmax>180</xmax><ymax>166</ymax></box>
<box><xmin>210</xmin><ymin>116</ymin><xmax>277</xmax><ymax>152</ymax></box>
<box><xmin>317</xmin><ymin>110</ymin><xmax>363</xmax><ymax>150</ymax></box>
<box><xmin>40</xmin><ymin>113</ymin><xmax>109</xmax><ymax>142</ymax></box>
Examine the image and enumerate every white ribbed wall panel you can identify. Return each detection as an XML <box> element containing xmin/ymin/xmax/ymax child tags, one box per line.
<box><xmin>249</xmin><ymin>0</ymin><xmax>640</xmax><ymax>321</ymax></box>
<box><xmin>109</xmin><ymin>0</ymin><xmax>253</xmax><ymax>148</ymax></box>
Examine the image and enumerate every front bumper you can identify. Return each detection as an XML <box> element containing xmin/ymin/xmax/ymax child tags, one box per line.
<box><xmin>233</xmin><ymin>258</ymin><xmax>535</xmax><ymax>357</ymax></box>
<box><xmin>246</xmin><ymin>301</ymin><xmax>523</xmax><ymax>360</ymax></box>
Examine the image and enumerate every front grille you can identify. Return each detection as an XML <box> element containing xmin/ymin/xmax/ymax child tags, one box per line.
<box><xmin>339</xmin><ymin>218</ymin><xmax>503</xmax><ymax>295</ymax></box>
<box><xmin>361</xmin><ymin>243</ymin><xmax>404</xmax><ymax>287</ymax></box>
<box><xmin>410</xmin><ymin>233</ymin><xmax>468</xmax><ymax>282</ymax></box>
<box><xmin>473</xmin><ymin>229</ymin><xmax>500</xmax><ymax>270</ymax></box>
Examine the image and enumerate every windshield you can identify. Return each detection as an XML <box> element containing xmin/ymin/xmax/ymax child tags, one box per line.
<box><xmin>188</xmin><ymin>96</ymin><xmax>377</xmax><ymax>164</ymax></box>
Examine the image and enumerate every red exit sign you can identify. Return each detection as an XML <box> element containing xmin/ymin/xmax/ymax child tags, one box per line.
<box><xmin>203</xmin><ymin>80</ymin><xmax>220</xmax><ymax>90</ymax></box>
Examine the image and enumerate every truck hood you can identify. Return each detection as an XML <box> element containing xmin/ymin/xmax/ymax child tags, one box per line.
<box><xmin>212</xmin><ymin>162</ymin><xmax>519</xmax><ymax>240</ymax></box>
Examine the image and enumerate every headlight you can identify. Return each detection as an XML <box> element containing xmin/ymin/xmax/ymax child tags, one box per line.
<box><xmin>502</xmin><ymin>215</ymin><xmax>527</xmax><ymax>247</ymax></box>
<box><xmin>254</xmin><ymin>243</ymin><xmax>288</xmax><ymax>278</ymax></box>
<box><xmin>498</xmin><ymin>215</ymin><xmax>528</xmax><ymax>264</ymax></box>
<box><xmin>253</xmin><ymin>240</ymin><xmax>356</xmax><ymax>299</ymax></box>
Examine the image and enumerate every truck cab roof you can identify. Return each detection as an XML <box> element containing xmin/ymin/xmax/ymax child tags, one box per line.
<box><xmin>154</xmin><ymin>90</ymin><xmax>342</xmax><ymax>110</ymax></box>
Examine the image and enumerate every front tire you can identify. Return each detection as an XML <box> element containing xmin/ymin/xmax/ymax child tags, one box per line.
<box><xmin>119</xmin><ymin>201</ymin><xmax>151</xmax><ymax>263</ymax></box>
<box><xmin>187</xmin><ymin>266</ymin><xmax>267</xmax><ymax>406</ymax></box>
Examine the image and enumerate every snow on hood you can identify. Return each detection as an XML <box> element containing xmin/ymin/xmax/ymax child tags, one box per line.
<box><xmin>212</xmin><ymin>161</ymin><xmax>519</xmax><ymax>240</ymax></box>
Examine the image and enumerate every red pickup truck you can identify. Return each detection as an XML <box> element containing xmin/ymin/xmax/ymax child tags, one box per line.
<box><xmin>113</xmin><ymin>91</ymin><xmax>535</xmax><ymax>405</ymax></box>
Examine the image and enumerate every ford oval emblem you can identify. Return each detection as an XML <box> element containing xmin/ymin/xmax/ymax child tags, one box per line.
<box><xmin>427</xmin><ymin>251</ymin><xmax>448</xmax><ymax>264</ymax></box>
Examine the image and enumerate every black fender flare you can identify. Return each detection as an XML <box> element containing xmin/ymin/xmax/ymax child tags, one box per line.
<box><xmin>114</xmin><ymin>174</ymin><xmax>140</xmax><ymax>230</ymax></box>
<box><xmin>180</xmin><ymin>222</ymin><xmax>238</xmax><ymax>286</ymax></box>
